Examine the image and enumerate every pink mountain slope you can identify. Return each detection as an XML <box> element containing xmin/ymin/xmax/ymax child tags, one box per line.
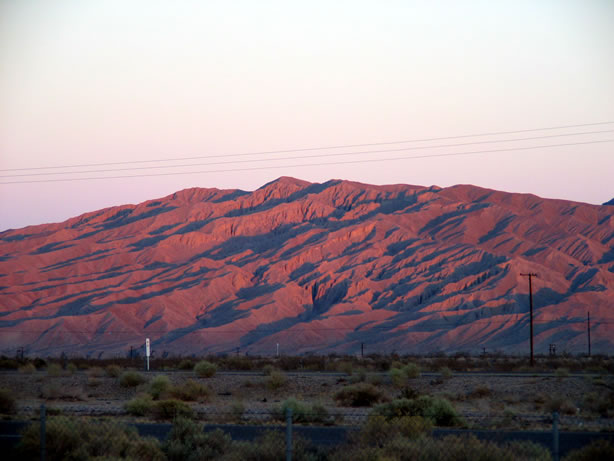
<box><xmin>1</xmin><ymin>177</ymin><xmax>613</xmax><ymax>357</ymax></box>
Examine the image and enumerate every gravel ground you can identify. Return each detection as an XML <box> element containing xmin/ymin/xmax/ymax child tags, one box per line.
<box><xmin>1</xmin><ymin>369</ymin><xmax>612</xmax><ymax>430</ymax></box>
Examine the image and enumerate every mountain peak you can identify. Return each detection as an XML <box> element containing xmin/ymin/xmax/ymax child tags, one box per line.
<box><xmin>1</xmin><ymin>177</ymin><xmax>613</xmax><ymax>356</ymax></box>
<box><xmin>603</xmin><ymin>198</ymin><xmax>614</xmax><ymax>206</ymax></box>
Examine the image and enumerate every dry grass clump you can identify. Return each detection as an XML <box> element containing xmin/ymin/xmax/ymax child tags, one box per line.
<box><xmin>193</xmin><ymin>360</ymin><xmax>216</xmax><ymax>378</ymax></box>
<box><xmin>170</xmin><ymin>379</ymin><xmax>212</xmax><ymax>402</ymax></box>
<box><xmin>106</xmin><ymin>364</ymin><xmax>122</xmax><ymax>377</ymax></box>
<box><xmin>18</xmin><ymin>363</ymin><xmax>36</xmax><ymax>374</ymax></box>
<box><xmin>334</xmin><ymin>383</ymin><xmax>386</xmax><ymax>407</ymax></box>
<box><xmin>544</xmin><ymin>395</ymin><xmax>577</xmax><ymax>415</ymax></box>
<box><xmin>119</xmin><ymin>370</ymin><xmax>147</xmax><ymax>387</ymax></box>
<box><xmin>40</xmin><ymin>382</ymin><xmax>86</xmax><ymax>401</ymax></box>
<box><xmin>0</xmin><ymin>388</ymin><xmax>17</xmax><ymax>414</ymax></box>
<box><xmin>266</xmin><ymin>370</ymin><xmax>288</xmax><ymax>390</ymax></box>
<box><xmin>86</xmin><ymin>366</ymin><xmax>105</xmax><ymax>378</ymax></box>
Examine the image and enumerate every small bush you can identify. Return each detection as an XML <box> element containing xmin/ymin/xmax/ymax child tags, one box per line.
<box><xmin>556</xmin><ymin>367</ymin><xmax>570</xmax><ymax>378</ymax></box>
<box><xmin>46</xmin><ymin>363</ymin><xmax>63</xmax><ymax>377</ymax></box>
<box><xmin>358</xmin><ymin>414</ymin><xmax>432</xmax><ymax>446</ymax></box>
<box><xmin>262</xmin><ymin>364</ymin><xmax>276</xmax><ymax>376</ymax></box>
<box><xmin>267</xmin><ymin>370</ymin><xmax>288</xmax><ymax>390</ymax></box>
<box><xmin>0</xmin><ymin>388</ymin><xmax>16</xmax><ymax>414</ymax></box>
<box><xmin>194</xmin><ymin>361</ymin><xmax>216</xmax><ymax>378</ymax></box>
<box><xmin>120</xmin><ymin>371</ymin><xmax>147</xmax><ymax>387</ymax></box>
<box><xmin>66</xmin><ymin>363</ymin><xmax>77</xmax><ymax>374</ymax></box>
<box><xmin>170</xmin><ymin>379</ymin><xmax>212</xmax><ymax>402</ymax></box>
<box><xmin>469</xmin><ymin>385</ymin><xmax>492</xmax><ymax>399</ymax></box>
<box><xmin>334</xmin><ymin>383</ymin><xmax>385</xmax><ymax>407</ymax></box>
<box><xmin>106</xmin><ymin>364</ymin><xmax>122</xmax><ymax>377</ymax></box>
<box><xmin>545</xmin><ymin>396</ymin><xmax>577</xmax><ymax>415</ymax></box>
<box><xmin>373</xmin><ymin>396</ymin><xmax>461</xmax><ymax>426</ymax></box>
<box><xmin>151</xmin><ymin>399</ymin><xmax>194</xmax><ymax>420</ymax></box>
<box><xmin>18</xmin><ymin>363</ymin><xmax>36</xmax><ymax>374</ymax></box>
<box><xmin>86</xmin><ymin>366</ymin><xmax>105</xmax><ymax>378</ymax></box>
<box><xmin>275</xmin><ymin>398</ymin><xmax>331</xmax><ymax>424</ymax></box>
<box><xmin>337</xmin><ymin>361</ymin><xmax>354</xmax><ymax>375</ymax></box>
<box><xmin>390</xmin><ymin>367</ymin><xmax>405</xmax><ymax>387</ymax></box>
<box><xmin>231</xmin><ymin>401</ymin><xmax>245</xmax><ymax>422</ymax></box>
<box><xmin>125</xmin><ymin>393</ymin><xmax>154</xmax><ymax>416</ymax></box>
<box><xmin>149</xmin><ymin>375</ymin><xmax>171</xmax><ymax>400</ymax></box>
<box><xmin>16</xmin><ymin>416</ymin><xmax>165</xmax><ymax>460</ymax></box>
<box><xmin>440</xmin><ymin>367</ymin><xmax>453</xmax><ymax>379</ymax></box>
<box><xmin>403</xmin><ymin>363</ymin><xmax>420</xmax><ymax>379</ymax></box>
<box><xmin>164</xmin><ymin>418</ymin><xmax>231</xmax><ymax>461</ymax></box>
<box><xmin>177</xmin><ymin>359</ymin><xmax>194</xmax><ymax>370</ymax></box>
<box><xmin>564</xmin><ymin>439</ymin><xmax>614</xmax><ymax>461</ymax></box>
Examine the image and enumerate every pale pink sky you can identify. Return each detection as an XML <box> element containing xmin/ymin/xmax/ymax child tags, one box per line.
<box><xmin>1</xmin><ymin>0</ymin><xmax>613</xmax><ymax>231</ymax></box>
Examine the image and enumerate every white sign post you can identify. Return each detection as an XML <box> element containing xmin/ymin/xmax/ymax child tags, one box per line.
<box><xmin>145</xmin><ymin>338</ymin><xmax>150</xmax><ymax>371</ymax></box>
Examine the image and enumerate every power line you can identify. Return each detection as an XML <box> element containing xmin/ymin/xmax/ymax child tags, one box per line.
<box><xmin>3</xmin><ymin>129</ymin><xmax>612</xmax><ymax>179</ymax></box>
<box><xmin>1</xmin><ymin>138</ymin><xmax>612</xmax><ymax>185</ymax></box>
<box><xmin>2</xmin><ymin>120</ymin><xmax>613</xmax><ymax>173</ymax></box>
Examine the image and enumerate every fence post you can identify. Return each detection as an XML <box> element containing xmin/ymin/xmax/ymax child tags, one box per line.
<box><xmin>40</xmin><ymin>404</ymin><xmax>46</xmax><ymax>461</ymax></box>
<box><xmin>285</xmin><ymin>407</ymin><xmax>293</xmax><ymax>461</ymax></box>
<box><xmin>552</xmin><ymin>411</ymin><xmax>559</xmax><ymax>461</ymax></box>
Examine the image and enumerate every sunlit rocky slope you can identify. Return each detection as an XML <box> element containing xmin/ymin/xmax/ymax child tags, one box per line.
<box><xmin>1</xmin><ymin>177</ymin><xmax>613</xmax><ymax>356</ymax></box>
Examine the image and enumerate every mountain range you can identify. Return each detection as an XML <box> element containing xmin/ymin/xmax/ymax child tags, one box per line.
<box><xmin>1</xmin><ymin>177</ymin><xmax>613</xmax><ymax>357</ymax></box>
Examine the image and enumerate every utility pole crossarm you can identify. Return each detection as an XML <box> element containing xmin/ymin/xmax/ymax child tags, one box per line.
<box><xmin>520</xmin><ymin>273</ymin><xmax>538</xmax><ymax>367</ymax></box>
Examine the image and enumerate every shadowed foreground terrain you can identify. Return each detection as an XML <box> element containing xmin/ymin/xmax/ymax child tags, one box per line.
<box><xmin>1</xmin><ymin>177</ymin><xmax>613</xmax><ymax>355</ymax></box>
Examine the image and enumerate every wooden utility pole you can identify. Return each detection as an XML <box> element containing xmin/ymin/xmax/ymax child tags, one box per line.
<box><xmin>587</xmin><ymin>311</ymin><xmax>591</xmax><ymax>357</ymax></box>
<box><xmin>520</xmin><ymin>273</ymin><xmax>538</xmax><ymax>367</ymax></box>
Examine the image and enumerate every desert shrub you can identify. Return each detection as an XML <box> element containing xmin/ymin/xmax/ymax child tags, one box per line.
<box><xmin>583</xmin><ymin>391</ymin><xmax>614</xmax><ymax>418</ymax></box>
<box><xmin>440</xmin><ymin>366</ymin><xmax>453</xmax><ymax>379</ymax></box>
<box><xmin>564</xmin><ymin>439</ymin><xmax>614</xmax><ymax>461</ymax></box>
<box><xmin>46</xmin><ymin>363</ymin><xmax>62</xmax><ymax>377</ymax></box>
<box><xmin>120</xmin><ymin>370</ymin><xmax>147</xmax><ymax>387</ymax></box>
<box><xmin>262</xmin><ymin>364</ymin><xmax>276</xmax><ymax>376</ymax></box>
<box><xmin>87</xmin><ymin>366</ymin><xmax>105</xmax><ymax>378</ymax></box>
<box><xmin>194</xmin><ymin>360</ymin><xmax>216</xmax><ymax>378</ymax></box>
<box><xmin>66</xmin><ymin>363</ymin><xmax>77</xmax><ymax>374</ymax></box>
<box><xmin>229</xmin><ymin>430</ymin><xmax>323</xmax><ymax>461</ymax></box>
<box><xmin>334</xmin><ymin>383</ymin><xmax>385</xmax><ymax>407</ymax></box>
<box><xmin>556</xmin><ymin>367</ymin><xmax>570</xmax><ymax>377</ymax></box>
<box><xmin>18</xmin><ymin>363</ymin><xmax>36</xmax><ymax>374</ymax></box>
<box><xmin>373</xmin><ymin>396</ymin><xmax>460</xmax><ymax>426</ymax></box>
<box><xmin>40</xmin><ymin>383</ymin><xmax>85</xmax><ymax>401</ymax></box>
<box><xmin>177</xmin><ymin>359</ymin><xmax>194</xmax><ymax>370</ymax></box>
<box><xmin>16</xmin><ymin>416</ymin><xmax>165</xmax><ymax>460</ymax></box>
<box><xmin>545</xmin><ymin>395</ymin><xmax>577</xmax><ymax>415</ymax></box>
<box><xmin>390</xmin><ymin>367</ymin><xmax>405</xmax><ymax>387</ymax></box>
<box><xmin>349</xmin><ymin>368</ymin><xmax>367</xmax><ymax>383</ymax></box>
<box><xmin>469</xmin><ymin>385</ymin><xmax>492</xmax><ymax>399</ymax></box>
<box><xmin>223</xmin><ymin>355</ymin><xmax>254</xmax><ymax>371</ymax></box>
<box><xmin>0</xmin><ymin>388</ymin><xmax>16</xmax><ymax>414</ymax></box>
<box><xmin>0</xmin><ymin>357</ymin><xmax>20</xmax><ymax>369</ymax></box>
<box><xmin>334</xmin><ymin>433</ymin><xmax>551</xmax><ymax>461</ymax></box>
<box><xmin>402</xmin><ymin>363</ymin><xmax>420</xmax><ymax>379</ymax></box>
<box><xmin>106</xmin><ymin>364</ymin><xmax>122</xmax><ymax>377</ymax></box>
<box><xmin>274</xmin><ymin>398</ymin><xmax>331</xmax><ymax>424</ymax></box>
<box><xmin>149</xmin><ymin>375</ymin><xmax>172</xmax><ymax>400</ymax></box>
<box><xmin>152</xmin><ymin>399</ymin><xmax>194</xmax><ymax>420</ymax></box>
<box><xmin>125</xmin><ymin>393</ymin><xmax>154</xmax><ymax>416</ymax></box>
<box><xmin>357</xmin><ymin>414</ymin><xmax>432</xmax><ymax>446</ymax></box>
<box><xmin>266</xmin><ymin>370</ymin><xmax>288</xmax><ymax>390</ymax></box>
<box><xmin>337</xmin><ymin>361</ymin><xmax>354</xmax><ymax>375</ymax></box>
<box><xmin>164</xmin><ymin>418</ymin><xmax>231</xmax><ymax>461</ymax></box>
<box><xmin>170</xmin><ymin>379</ymin><xmax>212</xmax><ymax>402</ymax></box>
<box><xmin>367</xmin><ymin>373</ymin><xmax>383</xmax><ymax>385</ymax></box>
<box><xmin>231</xmin><ymin>401</ymin><xmax>245</xmax><ymax>422</ymax></box>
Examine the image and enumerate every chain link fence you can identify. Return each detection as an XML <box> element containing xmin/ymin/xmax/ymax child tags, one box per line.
<box><xmin>3</xmin><ymin>405</ymin><xmax>614</xmax><ymax>460</ymax></box>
